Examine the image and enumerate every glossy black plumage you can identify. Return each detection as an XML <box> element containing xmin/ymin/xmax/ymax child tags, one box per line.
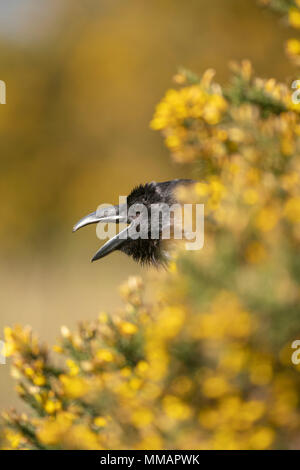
<box><xmin>73</xmin><ymin>179</ymin><xmax>195</xmax><ymax>265</ymax></box>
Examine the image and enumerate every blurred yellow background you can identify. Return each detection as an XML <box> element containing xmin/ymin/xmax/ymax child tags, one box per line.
<box><xmin>0</xmin><ymin>0</ymin><xmax>293</xmax><ymax>409</ymax></box>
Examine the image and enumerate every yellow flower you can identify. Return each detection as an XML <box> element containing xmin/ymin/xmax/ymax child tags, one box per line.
<box><xmin>59</xmin><ymin>375</ymin><xmax>90</xmax><ymax>399</ymax></box>
<box><xmin>94</xmin><ymin>416</ymin><xmax>107</xmax><ymax>427</ymax></box>
<box><xmin>131</xmin><ymin>408</ymin><xmax>154</xmax><ymax>427</ymax></box>
<box><xmin>120</xmin><ymin>366</ymin><xmax>131</xmax><ymax>377</ymax></box>
<box><xmin>98</xmin><ymin>312</ymin><xmax>108</xmax><ymax>323</ymax></box>
<box><xmin>129</xmin><ymin>377</ymin><xmax>142</xmax><ymax>390</ymax></box>
<box><xmin>219</xmin><ymin>347</ymin><xmax>248</xmax><ymax>374</ymax></box>
<box><xmin>33</xmin><ymin>374</ymin><xmax>46</xmax><ymax>386</ymax></box>
<box><xmin>150</xmin><ymin>81</ymin><xmax>227</xmax><ymax>133</ymax></box>
<box><xmin>249</xmin><ymin>427</ymin><xmax>274</xmax><ymax>450</ymax></box>
<box><xmin>162</xmin><ymin>395</ymin><xmax>191</xmax><ymax>421</ymax></box>
<box><xmin>198</xmin><ymin>409</ymin><xmax>220</xmax><ymax>429</ymax></box>
<box><xmin>289</xmin><ymin>8</ymin><xmax>300</xmax><ymax>29</ymax></box>
<box><xmin>136</xmin><ymin>433</ymin><xmax>163</xmax><ymax>450</ymax></box>
<box><xmin>202</xmin><ymin>375</ymin><xmax>230</xmax><ymax>398</ymax></box>
<box><xmin>44</xmin><ymin>399</ymin><xmax>62</xmax><ymax>414</ymax></box>
<box><xmin>4</xmin><ymin>327</ymin><xmax>16</xmax><ymax>356</ymax></box>
<box><xmin>66</xmin><ymin>359</ymin><xmax>80</xmax><ymax>376</ymax></box>
<box><xmin>135</xmin><ymin>360</ymin><xmax>149</xmax><ymax>376</ymax></box>
<box><xmin>240</xmin><ymin>401</ymin><xmax>265</xmax><ymax>423</ymax></box>
<box><xmin>156</xmin><ymin>306</ymin><xmax>185</xmax><ymax>338</ymax></box>
<box><xmin>249</xmin><ymin>357</ymin><xmax>273</xmax><ymax>385</ymax></box>
<box><xmin>4</xmin><ymin>430</ymin><xmax>22</xmax><ymax>449</ymax></box>
<box><xmin>286</xmin><ymin>38</ymin><xmax>300</xmax><ymax>57</ymax></box>
<box><xmin>165</xmin><ymin>134</ymin><xmax>181</xmax><ymax>149</ymax></box>
<box><xmin>65</xmin><ymin>424</ymin><xmax>102</xmax><ymax>450</ymax></box>
<box><xmin>284</xmin><ymin>197</ymin><xmax>300</xmax><ymax>223</ymax></box>
<box><xmin>24</xmin><ymin>367</ymin><xmax>34</xmax><ymax>377</ymax></box>
<box><xmin>243</xmin><ymin>188</ymin><xmax>259</xmax><ymax>205</ymax></box>
<box><xmin>37</xmin><ymin>412</ymin><xmax>73</xmax><ymax>446</ymax></box>
<box><xmin>255</xmin><ymin>207</ymin><xmax>278</xmax><ymax>232</ymax></box>
<box><xmin>96</xmin><ymin>349</ymin><xmax>114</xmax><ymax>362</ymax></box>
<box><xmin>195</xmin><ymin>182</ymin><xmax>209</xmax><ymax>197</ymax></box>
<box><xmin>168</xmin><ymin>261</ymin><xmax>178</xmax><ymax>273</ymax></box>
<box><xmin>119</xmin><ymin>321</ymin><xmax>138</xmax><ymax>336</ymax></box>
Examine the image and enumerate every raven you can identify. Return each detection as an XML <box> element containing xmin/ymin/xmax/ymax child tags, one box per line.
<box><xmin>73</xmin><ymin>179</ymin><xmax>195</xmax><ymax>265</ymax></box>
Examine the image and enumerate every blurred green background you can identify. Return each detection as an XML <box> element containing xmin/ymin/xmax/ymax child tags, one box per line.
<box><xmin>0</xmin><ymin>0</ymin><xmax>293</xmax><ymax>408</ymax></box>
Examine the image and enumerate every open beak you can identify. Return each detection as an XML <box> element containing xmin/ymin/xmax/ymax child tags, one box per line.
<box><xmin>73</xmin><ymin>204</ymin><xmax>131</xmax><ymax>262</ymax></box>
<box><xmin>91</xmin><ymin>225</ymin><xmax>130</xmax><ymax>262</ymax></box>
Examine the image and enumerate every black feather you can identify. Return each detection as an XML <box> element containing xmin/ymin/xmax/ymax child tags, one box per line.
<box><xmin>120</xmin><ymin>179</ymin><xmax>195</xmax><ymax>265</ymax></box>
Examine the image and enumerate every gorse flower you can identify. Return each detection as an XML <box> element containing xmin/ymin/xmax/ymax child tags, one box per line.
<box><xmin>150</xmin><ymin>71</ymin><xmax>228</xmax><ymax>164</ymax></box>
<box><xmin>2</xmin><ymin>271</ymin><xmax>300</xmax><ymax>449</ymax></box>
<box><xmin>261</xmin><ymin>0</ymin><xmax>300</xmax><ymax>65</ymax></box>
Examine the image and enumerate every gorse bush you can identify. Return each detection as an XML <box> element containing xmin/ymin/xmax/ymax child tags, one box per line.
<box><xmin>2</xmin><ymin>1</ymin><xmax>300</xmax><ymax>450</ymax></box>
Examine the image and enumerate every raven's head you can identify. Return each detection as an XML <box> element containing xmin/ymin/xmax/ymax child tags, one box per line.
<box><xmin>73</xmin><ymin>179</ymin><xmax>195</xmax><ymax>265</ymax></box>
